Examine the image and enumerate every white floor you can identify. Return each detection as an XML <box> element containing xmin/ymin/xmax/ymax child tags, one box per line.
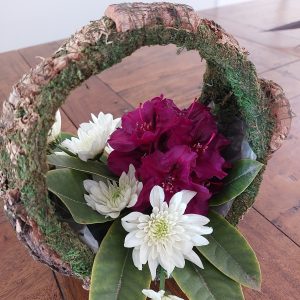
<box><xmin>0</xmin><ymin>0</ymin><xmax>251</xmax><ymax>53</ymax></box>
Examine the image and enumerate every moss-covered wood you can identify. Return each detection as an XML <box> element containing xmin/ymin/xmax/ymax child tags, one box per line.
<box><xmin>0</xmin><ymin>2</ymin><xmax>291</xmax><ymax>283</ymax></box>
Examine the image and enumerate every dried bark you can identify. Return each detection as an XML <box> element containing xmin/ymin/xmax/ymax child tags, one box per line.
<box><xmin>105</xmin><ymin>2</ymin><xmax>201</xmax><ymax>32</ymax></box>
<box><xmin>260</xmin><ymin>79</ymin><xmax>292</xmax><ymax>152</ymax></box>
<box><xmin>105</xmin><ymin>2</ymin><xmax>243</xmax><ymax>53</ymax></box>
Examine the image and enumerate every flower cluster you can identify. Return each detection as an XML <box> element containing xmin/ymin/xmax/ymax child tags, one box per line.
<box><xmin>108</xmin><ymin>95</ymin><xmax>229</xmax><ymax>215</ymax></box>
<box><xmin>48</xmin><ymin>93</ymin><xmax>264</xmax><ymax>300</ymax></box>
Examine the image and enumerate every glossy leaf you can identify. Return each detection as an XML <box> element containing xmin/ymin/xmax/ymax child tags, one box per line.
<box><xmin>90</xmin><ymin>220</ymin><xmax>151</xmax><ymax>300</ymax></box>
<box><xmin>47</xmin><ymin>168</ymin><xmax>111</xmax><ymax>224</ymax></box>
<box><xmin>47</xmin><ymin>154</ymin><xmax>117</xmax><ymax>181</ymax></box>
<box><xmin>173</xmin><ymin>259</ymin><xmax>244</xmax><ymax>300</ymax></box>
<box><xmin>50</xmin><ymin>131</ymin><xmax>76</xmax><ymax>156</ymax></box>
<box><xmin>59</xmin><ymin>131</ymin><xmax>76</xmax><ymax>141</ymax></box>
<box><xmin>210</xmin><ymin>159</ymin><xmax>263</xmax><ymax>206</ymax></box>
<box><xmin>49</xmin><ymin>131</ymin><xmax>75</xmax><ymax>154</ymax></box>
<box><xmin>197</xmin><ymin>211</ymin><xmax>261</xmax><ymax>290</ymax></box>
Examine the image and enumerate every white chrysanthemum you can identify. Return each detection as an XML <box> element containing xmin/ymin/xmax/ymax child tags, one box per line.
<box><xmin>61</xmin><ymin>112</ymin><xmax>120</xmax><ymax>161</ymax></box>
<box><xmin>84</xmin><ymin>165</ymin><xmax>142</xmax><ymax>219</ymax></box>
<box><xmin>48</xmin><ymin>110</ymin><xmax>61</xmax><ymax>143</ymax></box>
<box><xmin>142</xmin><ymin>289</ymin><xmax>183</xmax><ymax>300</ymax></box>
<box><xmin>122</xmin><ymin>185</ymin><xmax>213</xmax><ymax>279</ymax></box>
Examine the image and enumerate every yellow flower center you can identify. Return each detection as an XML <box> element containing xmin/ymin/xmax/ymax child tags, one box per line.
<box><xmin>109</xmin><ymin>188</ymin><xmax>122</xmax><ymax>207</ymax></box>
<box><xmin>149</xmin><ymin>217</ymin><xmax>170</xmax><ymax>241</ymax></box>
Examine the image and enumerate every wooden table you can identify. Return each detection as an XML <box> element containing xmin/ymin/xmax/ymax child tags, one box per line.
<box><xmin>1</xmin><ymin>0</ymin><xmax>300</xmax><ymax>299</ymax></box>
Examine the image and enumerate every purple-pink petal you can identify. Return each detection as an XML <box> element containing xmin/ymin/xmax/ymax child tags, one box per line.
<box><xmin>107</xmin><ymin>95</ymin><xmax>230</xmax><ymax>215</ymax></box>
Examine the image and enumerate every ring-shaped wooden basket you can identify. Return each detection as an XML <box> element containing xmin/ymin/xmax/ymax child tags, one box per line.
<box><xmin>0</xmin><ymin>3</ymin><xmax>291</xmax><ymax>286</ymax></box>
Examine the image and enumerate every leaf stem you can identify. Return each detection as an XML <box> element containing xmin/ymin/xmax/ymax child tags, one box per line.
<box><xmin>159</xmin><ymin>267</ymin><xmax>166</xmax><ymax>291</ymax></box>
<box><xmin>56</xmin><ymin>144</ymin><xmax>76</xmax><ymax>157</ymax></box>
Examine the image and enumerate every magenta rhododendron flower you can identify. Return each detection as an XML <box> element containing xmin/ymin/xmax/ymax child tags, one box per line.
<box><xmin>108</xmin><ymin>95</ymin><xmax>229</xmax><ymax>215</ymax></box>
<box><xmin>135</xmin><ymin>145</ymin><xmax>211</xmax><ymax>215</ymax></box>
<box><xmin>109</xmin><ymin>95</ymin><xmax>180</xmax><ymax>153</ymax></box>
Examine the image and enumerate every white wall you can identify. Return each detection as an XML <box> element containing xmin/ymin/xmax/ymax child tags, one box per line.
<box><xmin>0</xmin><ymin>0</ymin><xmax>251</xmax><ymax>53</ymax></box>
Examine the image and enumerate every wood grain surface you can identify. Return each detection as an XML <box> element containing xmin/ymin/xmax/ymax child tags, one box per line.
<box><xmin>0</xmin><ymin>0</ymin><xmax>300</xmax><ymax>299</ymax></box>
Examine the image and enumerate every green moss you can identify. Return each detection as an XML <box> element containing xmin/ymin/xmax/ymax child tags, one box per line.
<box><xmin>0</xmin><ymin>148</ymin><xmax>9</xmax><ymax>164</ymax></box>
<box><xmin>17</xmin><ymin>155</ymin><xmax>28</xmax><ymax>180</ymax></box>
<box><xmin>19</xmin><ymin>181</ymin><xmax>94</xmax><ymax>277</ymax></box>
<box><xmin>2</xmin><ymin>18</ymin><xmax>274</xmax><ymax>279</ymax></box>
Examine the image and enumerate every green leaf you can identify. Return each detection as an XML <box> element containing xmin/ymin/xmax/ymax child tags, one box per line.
<box><xmin>59</xmin><ymin>131</ymin><xmax>76</xmax><ymax>141</ymax></box>
<box><xmin>173</xmin><ymin>259</ymin><xmax>244</xmax><ymax>300</ymax></box>
<box><xmin>47</xmin><ymin>168</ymin><xmax>111</xmax><ymax>224</ymax></box>
<box><xmin>90</xmin><ymin>220</ymin><xmax>151</xmax><ymax>300</ymax></box>
<box><xmin>197</xmin><ymin>211</ymin><xmax>261</xmax><ymax>290</ymax></box>
<box><xmin>47</xmin><ymin>154</ymin><xmax>117</xmax><ymax>181</ymax></box>
<box><xmin>210</xmin><ymin>159</ymin><xmax>263</xmax><ymax>206</ymax></box>
<box><xmin>49</xmin><ymin>132</ymin><xmax>76</xmax><ymax>155</ymax></box>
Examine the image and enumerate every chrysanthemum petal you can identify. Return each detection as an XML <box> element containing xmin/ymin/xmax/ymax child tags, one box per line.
<box><xmin>181</xmin><ymin>214</ymin><xmax>211</xmax><ymax>226</ymax></box>
<box><xmin>184</xmin><ymin>250</ymin><xmax>204</xmax><ymax>269</ymax></box>
<box><xmin>169</xmin><ymin>190</ymin><xmax>197</xmax><ymax>209</ymax></box>
<box><xmin>83</xmin><ymin>180</ymin><xmax>98</xmax><ymax>193</ymax></box>
<box><xmin>127</xmin><ymin>194</ymin><xmax>138</xmax><ymax>208</ymax></box>
<box><xmin>148</xmin><ymin>257</ymin><xmax>159</xmax><ymax>280</ymax></box>
<box><xmin>150</xmin><ymin>185</ymin><xmax>165</xmax><ymax>209</ymax></box>
<box><xmin>191</xmin><ymin>235</ymin><xmax>209</xmax><ymax>246</ymax></box>
<box><xmin>124</xmin><ymin>231</ymin><xmax>143</xmax><ymax>248</ymax></box>
<box><xmin>142</xmin><ymin>289</ymin><xmax>165</xmax><ymax>300</ymax></box>
<box><xmin>132</xmin><ymin>248</ymin><xmax>142</xmax><ymax>270</ymax></box>
<box><xmin>122</xmin><ymin>212</ymin><xmax>144</xmax><ymax>224</ymax></box>
<box><xmin>48</xmin><ymin>110</ymin><xmax>61</xmax><ymax>143</ymax></box>
<box><xmin>139</xmin><ymin>243</ymin><xmax>150</xmax><ymax>265</ymax></box>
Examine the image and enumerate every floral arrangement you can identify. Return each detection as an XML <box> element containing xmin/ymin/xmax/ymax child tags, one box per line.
<box><xmin>47</xmin><ymin>95</ymin><xmax>263</xmax><ymax>300</ymax></box>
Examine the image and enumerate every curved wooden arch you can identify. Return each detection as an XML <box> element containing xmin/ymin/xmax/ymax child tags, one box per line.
<box><xmin>0</xmin><ymin>3</ymin><xmax>291</xmax><ymax>283</ymax></box>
